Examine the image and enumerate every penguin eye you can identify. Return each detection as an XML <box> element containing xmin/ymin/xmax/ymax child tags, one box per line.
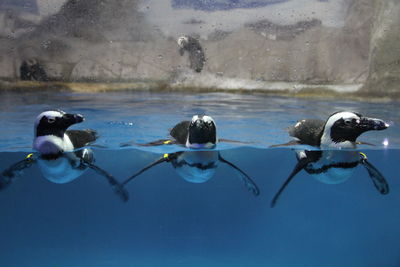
<box><xmin>344</xmin><ymin>119</ymin><xmax>352</xmax><ymax>125</ymax></box>
<box><xmin>47</xmin><ymin>118</ymin><xmax>56</xmax><ymax>123</ymax></box>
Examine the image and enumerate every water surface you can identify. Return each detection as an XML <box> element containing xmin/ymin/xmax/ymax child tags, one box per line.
<box><xmin>0</xmin><ymin>90</ymin><xmax>399</xmax><ymax>266</ymax></box>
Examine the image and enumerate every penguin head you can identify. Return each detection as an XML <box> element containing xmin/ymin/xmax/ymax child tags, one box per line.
<box><xmin>186</xmin><ymin>115</ymin><xmax>217</xmax><ymax>149</ymax></box>
<box><xmin>321</xmin><ymin>111</ymin><xmax>389</xmax><ymax>147</ymax></box>
<box><xmin>177</xmin><ymin>36</ymin><xmax>189</xmax><ymax>48</ymax></box>
<box><xmin>33</xmin><ymin>110</ymin><xmax>84</xmax><ymax>155</ymax></box>
<box><xmin>34</xmin><ymin>110</ymin><xmax>84</xmax><ymax>138</ymax></box>
<box><xmin>27</xmin><ymin>58</ymin><xmax>37</xmax><ymax>66</ymax></box>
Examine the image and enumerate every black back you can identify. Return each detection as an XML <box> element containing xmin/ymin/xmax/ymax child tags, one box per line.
<box><xmin>288</xmin><ymin>119</ymin><xmax>325</xmax><ymax>147</ymax></box>
<box><xmin>170</xmin><ymin>121</ymin><xmax>190</xmax><ymax>145</ymax></box>
<box><xmin>66</xmin><ymin>129</ymin><xmax>97</xmax><ymax>149</ymax></box>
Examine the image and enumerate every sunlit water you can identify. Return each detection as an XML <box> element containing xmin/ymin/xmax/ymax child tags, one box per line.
<box><xmin>0</xmin><ymin>90</ymin><xmax>399</xmax><ymax>266</ymax></box>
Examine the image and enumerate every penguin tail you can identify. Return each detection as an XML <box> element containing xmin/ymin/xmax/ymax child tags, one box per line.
<box><xmin>85</xmin><ymin>129</ymin><xmax>99</xmax><ymax>141</ymax></box>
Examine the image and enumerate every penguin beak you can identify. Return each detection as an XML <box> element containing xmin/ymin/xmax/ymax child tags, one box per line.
<box><xmin>61</xmin><ymin>113</ymin><xmax>84</xmax><ymax>127</ymax></box>
<box><xmin>359</xmin><ymin>117</ymin><xmax>389</xmax><ymax>131</ymax></box>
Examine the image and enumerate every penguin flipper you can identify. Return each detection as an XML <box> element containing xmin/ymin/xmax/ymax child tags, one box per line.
<box><xmin>218</xmin><ymin>154</ymin><xmax>260</xmax><ymax>196</ymax></box>
<box><xmin>123</xmin><ymin>139</ymin><xmax>177</xmax><ymax>147</ymax></box>
<box><xmin>66</xmin><ymin>129</ymin><xmax>98</xmax><ymax>148</ymax></box>
<box><xmin>288</xmin><ymin>119</ymin><xmax>324</xmax><ymax>147</ymax></box>
<box><xmin>82</xmin><ymin>160</ymin><xmax>129</xmax><ymax>202</ymax></box>
<box><xmin>356</xmin><ymin>141</ymin><xmax>376</xmax><ymax>146</ymax></box>
<box><xmin>122</xmin><ymin>154</ymin><xmax>176</xmax><ymax>186</ymax></box>
<box><xmin>359</xmin><ymin>153</ymin><xmax>389</xmax><ymax>195</ymax></box>
<box><xmin>170</xmin><ymin>121</ymin><xmax>190</xmax><ymax>145</ymax></box>
<box><xmin>219</xmin><ymin>139</ymin><xmax>253</xmax><ymax>145</ymax></box>
<box><xmin>1</xmin><ymin>154</ymin><xmax>36</xmax><ymax>190</ymax></box>
<box><xmin>270</xmin><ymin>140</ymin><xmax>302</xmax><ymax>148</ymax></box>
<box><xmin>270</xmin><ymin>157</ymin><xmax>310</xmax><ymax>208</ymax></box>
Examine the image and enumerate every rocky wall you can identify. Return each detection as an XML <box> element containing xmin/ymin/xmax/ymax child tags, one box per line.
<box><xmin>0</xmin><ymin>0</ymin><xmax>398</xmax><ymax>97</ymax></box>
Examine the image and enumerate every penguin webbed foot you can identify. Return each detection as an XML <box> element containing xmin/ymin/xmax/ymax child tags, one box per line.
<box><xmin>359</xmin><ymin>153</ymin><xmax>389</xmax><ymax>195</ymax></box>
<box><xmin>218</xmin><ymin>154</ymin><xmax>260</xmax><ymax>196</ymax></box>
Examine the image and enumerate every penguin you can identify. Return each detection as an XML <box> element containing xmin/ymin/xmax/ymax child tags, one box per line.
<box><xmin>20</xmin><ymin>59</ymin><xmax>48</xmax><ymax>82</ymax></box>
<box><xmin>177</xmin><ymin>36</ymin><xmax>206</xmax><ymax>73</ymax></box>
<box><xmin>0</xmin><ymin>110</ymin><xmax>128</xmax><ymax>201</ymax></box>
<box><xmin>270</xmin><ymin>111</ymin><xmax>390</xmax><ymax>207</ymax></box>
<box><xmin>33</xmin><ymin>110</ymin><xmax>90</xmax><ymax>156</ymax></box>
<box><xmin>20</xmin><ymin>60</ymin><xmax>32</xmax><ymax>80</ymax></box>
<box><xmin>122</xmin><ymin>115</ymin><xmax>259</xmax><ymax>195</ymax></box>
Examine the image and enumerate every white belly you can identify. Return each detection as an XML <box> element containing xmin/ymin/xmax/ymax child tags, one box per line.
<box><xmin>37</xmin><ymin>153</ymin><xmax>87</xmax><ymax>184</ymax></box>
<box><xmin>33</xmin><ymin>134</ymin><xmax>74</xmax><ymax>154</ymax></box>
<box><xmin>300</xmin><ymin>150</ymin><xmax>360</xmax><ymax>184</ymax></box>
<box><xmin>174</xmin><ymin>151</ymin><xmax>219</xmax><ymax>183</ymax></box>
<box><xmin>311</xmin><ymin>167</ymin><xmax>355</xmax><ymax>184</ymax></box>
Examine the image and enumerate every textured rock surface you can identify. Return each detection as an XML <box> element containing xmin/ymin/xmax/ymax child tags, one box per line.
<box><xmin>362</xmin><ymin>0</ymin><xmax>400</xmax><ymax>95</ymax></box>
<box><xmin>0</xmin><ymin>0</ymin><xmax>398</xmax><ymax>96</ymax></box>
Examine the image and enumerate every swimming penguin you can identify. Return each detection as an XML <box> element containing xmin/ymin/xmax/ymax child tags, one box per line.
<box><xmin>270</xmin><ymin>111</ymin><xmax>390</xmax><ymax>207</ymax></box>
<box><xmin>0</xmin><ymin>110</ymin><xmax>128</xmax><ymax>201</ymax></box>
<box><xmin>122</xmin><ymin>115</ymin><xmax>259</xmax><ymax>195</ymax></box>
<box><xmin>177</xmin><ymin>36</ymin><xmax>206</xmax><ymax>73</ymax></box>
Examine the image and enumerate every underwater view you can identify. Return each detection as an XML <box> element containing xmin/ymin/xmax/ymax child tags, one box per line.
<box><xmin>0</xmin><ymin>90</ymin><xmax>399</xmax><ymax>266</ymax></box>
<box><xmin>1</xmin><ymin>0</ymin><xmax>400</xmax><ymax>266</ymax></box>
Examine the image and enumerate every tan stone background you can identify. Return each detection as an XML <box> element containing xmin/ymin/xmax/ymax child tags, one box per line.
<box><xmin>0</xmin><ymin>0</ymin><xmax>398</xmax><ymax>95</ymax></box>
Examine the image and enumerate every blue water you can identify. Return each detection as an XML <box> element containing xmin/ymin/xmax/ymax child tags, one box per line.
<box><xmin>0</xmin><ymin>90</ymin><xmax>399</xmax><ymax>266</ymax></box>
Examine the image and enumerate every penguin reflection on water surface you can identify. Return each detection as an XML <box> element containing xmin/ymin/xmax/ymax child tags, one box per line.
<box><xmin>122</xmin><ymin>115</ymin><xmax>260</xmax><ymax>196</ymax></box>
<box><xmin>270</xmin><ymin>111</ymin><xmax>390</xmax><ymax>207</ymax></box>
<box><xmin>0</xmin><ymin>110</ymin><xmax>128</xmax><ymax>201</ymax></box>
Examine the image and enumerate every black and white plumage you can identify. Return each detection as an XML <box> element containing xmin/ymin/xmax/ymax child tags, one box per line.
<box><xmin>33</xmin><ymin>110</ymin><xmax>96</xmax><ymax>155</ymax></box>
<box><xmin>141</xmin><ymin>115</ymin><xmax>217</xmax><ymax>149</ymax></box>
<box><xmin>271</xmin><ymin>111</ymin><xmax>390</xmax><ymax>207</ymax></box>
<box><xmin>122</xmin><ymin>115</ymin><xmax>259</xmax><ymax>196</ymax></box>
<box><xmin>1</xmin><ymin>110</ymin><xmax>128</xmax><ymax>201</ymax></box>
<box><xmin>177</xmin><ymin>36</ymin><xmax>206</xmax><ymax>73</ymax></box>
